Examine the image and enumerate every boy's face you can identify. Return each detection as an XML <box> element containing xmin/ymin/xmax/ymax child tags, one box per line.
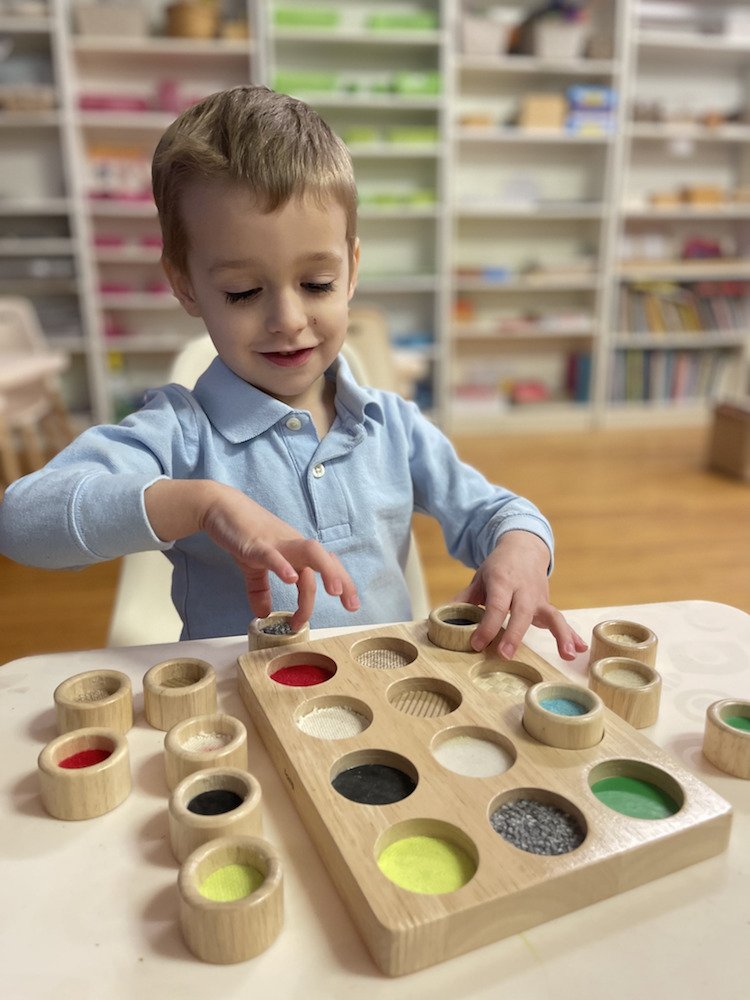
<box><xmin>165</xmin><ymin>177</ymin><xmax>359</xmax><ymax>410</ymax></box>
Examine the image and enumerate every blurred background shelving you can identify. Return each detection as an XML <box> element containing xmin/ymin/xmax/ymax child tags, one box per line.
<box><xmin>0</xmin><ymin>0</ymin><xmax>747</xmax><ymax>433</ymax></box>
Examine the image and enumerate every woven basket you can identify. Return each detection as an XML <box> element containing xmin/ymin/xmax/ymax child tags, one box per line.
<box><xmin>165</xmin><ymin>2</ymin><xmax>218</xmax><ymax>39</ymax></box>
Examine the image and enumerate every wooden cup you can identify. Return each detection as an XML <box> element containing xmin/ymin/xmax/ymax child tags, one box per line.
<box><xmin>589</xmin><ymin>619</ymin><xmax>658</xmax><ymax>668</ymax></box>
<box><xmin>524</xmin><ymin>681</ymin><xmax>604</xmax><ymax>749</ymax></box>
<box><xmin>143</xmin><ymin>658</ymin><xmax>217</xmax><ymax>731</ymax></box>
<box><xmin>427</xmin><ymin>602</ymin><xmax>483</xmax><ymax>652</ymax></box>
<box><xmin>589</xmin><ymin>656</ymin><xmax>662</xmax><ymax>729</ymax></box>
<box><xmin>54</xmin><ymin>669</ymin><xmax>133</xmax><ymax>734</ymax></box>
<box><xmin>169</xmin><ymin>767</ymin><xmax>263</xmax><ymax>863</ymax></box>
<box><xmin>38</xmin><ymin>726</ymin><xmax>131</xmax><ymax>820</ymax></box>
<box><xmin>178</xmin><ymin>835</ymin><xmax>284</xmax><ymax>964</ymax></box>
<box><xmin>248</xmin><ymin>612</ymin><xmax>310</xmax><ymax>650</ymax></box>
<box><xmin>703</xmin><ymin>699</ymin><xmax>750</xmax><ymax>778</ymax></box>
<box><xmin>164</xmin><ymin>713</ymin><xmax>248</xmax><ymax>791</ymax></box>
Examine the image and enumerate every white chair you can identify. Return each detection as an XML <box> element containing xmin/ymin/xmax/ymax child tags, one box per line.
<box><xmin>0</xmin><ymin>297</ymin><xmax>74</xmax><ymax>486</ymax></box>
<box><xmin>106</xmin><ymin>311</ymin><xmax>429</xmax><ymax>646</ymax></box>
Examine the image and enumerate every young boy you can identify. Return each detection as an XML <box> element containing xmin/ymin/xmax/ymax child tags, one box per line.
<box><xmin>0</xmin><ymin>86</ymin><xmax>586</xmax><ymax>662</ymax></box>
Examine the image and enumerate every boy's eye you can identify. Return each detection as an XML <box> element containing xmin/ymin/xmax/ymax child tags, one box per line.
<box><xmin>225</xmin><ymin>288</ymin><xmax>260</xmax><ymax>304</ymax></box>
<box><xmin>303</xmin><ymin>281</ymin><xmax>335</xmax><ymax>293</ymax></box>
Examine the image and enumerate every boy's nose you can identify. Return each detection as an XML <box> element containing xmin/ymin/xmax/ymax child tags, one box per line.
<box><xmin>266</xmin><ymin>289</ymin><xmax>307</xmax><ymax>337</ymax></box>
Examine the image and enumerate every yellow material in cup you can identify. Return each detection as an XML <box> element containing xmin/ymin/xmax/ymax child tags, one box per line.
<box><xmin>378</xmin><ymin>835</ymin><xmax>475</xmax><ymax>895</ymax></box>
<box><xmin>199</xmin><ymin>863</ymin><xmax>264</xmax><ymax>902</ymax></box>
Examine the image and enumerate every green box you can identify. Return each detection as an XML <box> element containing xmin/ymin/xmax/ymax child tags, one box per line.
<box><xmin>273</xmin><ymin>71</ymin><xmax>338</xmax><ymax>94</ymax></box>
<box><xmin>274</xmin><ymin>7</ymin><xmax>340</xmax><ymax>28</ymax></box>
<box><xmin>366</xmin><ymin>13</ymin><xmax>438</xmax><ymax>31</ymax></box>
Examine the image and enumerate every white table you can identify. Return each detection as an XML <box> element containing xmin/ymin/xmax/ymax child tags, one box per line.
<box><xmin>1</xmin><ymin>601</ymin><xmax>749</xmax><ymax>999</ymax></box>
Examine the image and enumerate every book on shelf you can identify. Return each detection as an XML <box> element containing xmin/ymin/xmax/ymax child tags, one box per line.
<box><xmin>612</xmin><ymin>348</ymin><xmax>734</xmax><ymax>404</ymax></box>
<box><xmin>619</xmin><ymin>280</ymin><xmax>749</xmax><ymax>336</ymax></box>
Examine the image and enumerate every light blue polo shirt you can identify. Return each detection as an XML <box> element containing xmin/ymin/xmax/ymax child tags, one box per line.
<box><xmin>0</xmin><ymin>355</ymin><xmax>553</xmax><ymax>638</ymax></box>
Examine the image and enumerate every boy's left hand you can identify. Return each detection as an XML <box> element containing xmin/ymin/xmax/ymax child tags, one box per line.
<box><xmin>451</xmin><ymin>530</ymin><xmax>588</xmax><ymax>662</ymax></box>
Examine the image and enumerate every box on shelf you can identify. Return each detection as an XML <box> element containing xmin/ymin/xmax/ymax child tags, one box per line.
<box><xmin>533</xmin><ymin>17</ymin><xmax>588</xmax><ymax>59</ymax></box>
<box><xmin>519</xmin><ymin>93</ymin><xmax>567</xmax><ymax>129</ymax></box>
<box><xmin>461</xmin><ymin>15</ymin><xmax>511</xmax><ymax>56</ymax></box>
<box><xmin>165</xmin><ymin>2</ymin><xmax>219</xmax><ymax>39</ymax></box>
<box><xmin>708</xmin><ymin>398</ymin><xmax>750</xmax><ymax>481</ymax></box>
<box><xmin>73</xmin><ymin>2</ymin><xmax>149</xmax><ymax>37</ymax></box>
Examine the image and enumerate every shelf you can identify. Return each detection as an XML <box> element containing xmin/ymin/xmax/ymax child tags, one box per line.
<box><xmin>0</xmin><ymin>238</ymin><xmax>75</xmax><ymax>256</ymax></box>
<box><xmin>71</xmin><ymin>37</ymin><xmax>253</xmax><ymax>57</ymax></box>
<box><xmin>455</xmin><ymin>275</ymin><xmax>600</xmax><ymax>292</ymax></box>
<box><xmin>104</xmin><ymin>335</ymin><xmax>187</xmax><ymax>353</ymax></box>
<box><xmin>628</xmin><ymin>123</ymin><xmax>750</xmax><ymax>143</ymax></box>
<box><xmin>457</xmin><ymin>55</ymin><xmax>617</xmax><ymax>76</ymax></box>
<box><xmin>356</xmin><ymin>274</ymin><xmax>439</xmax><ymax>293</ymax></box>
<box><xmin>623</xmin><ymin>204</ymin><xmax>750</xmax><ymax>220</ymax></box>
<box><xmin>456</xmin><ymin>202</ymin><xmax>606</xmax><ymax>219</ymax></box>
<box><xmin>0</xmin><ymin>111</ymin><xmax>61</xmax><ymax>128</ymax></box>
<box><xmin>455</xmin><ymin>127</ymin><xmax>612</xmax><ymax>144</ymax></box>
<box><xmin>77</xmin><ymin>111</ymin><xmax>177</xmax><ymax>131</ymax></box>
<box><xmin>87</xmin><ymin>200</ymin><xmax>157</xmax><ymax>218</ymax></box>
<box><xmin>619</xmin><ymin>260</ymin><xmax>750</xmax><ymax>281</ymax></box>
<box><xmin>94</xmin><ymin>247</ymin><xmax>162</xmax><ymax>264</ymax></box>
<box><xmin>637</xmin><ymin>30</ymin><xmax>750</xmax><ymax>55</ymax></box>
<box><xmin>98</xmin><ymin>293</ymin><xmax>178</xmax><ymax>310</ymax></box>
<box><xmin>272</xmin><ymin>28</ymin><xmax>442</xmax><ymax>47</ymax></box>
<box><xmin>0</xmin><ymin>16</ymin><xmax>52</xmax><ymax>34</ymax></box>
<box><xmin>347</xmin><ymin>143</ymin><xmax>441</xmax><ymax>158</ymax></box>
<box><xmin>0</xmin><ymin>198</ymin><xmax>72</xmax><ymax>216</ymax></box>
<box><xmin>450</xmin><ymin>401</ymin><xmax>592</xmax><ymax>433</ymax></box>
<box><xmin>614</xmin><ymin>333</ymin><xmax>748</xmax><ymax>350</ymax></box>
<box><xmin>297</xmin><ymin>94</ymin><xmax>442</xmax><ymax>111</ymax></box>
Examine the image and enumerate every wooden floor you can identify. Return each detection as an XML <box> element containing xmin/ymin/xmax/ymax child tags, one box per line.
<box><xmin>1</xmin><ymin>424</ymin><xmax>748</xmax><ymax>665</ymax></box>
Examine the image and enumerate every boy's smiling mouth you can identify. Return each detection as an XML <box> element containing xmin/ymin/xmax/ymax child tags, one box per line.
<box><xmin>262</xmin><ymin>347</ymin><xmax>315</xmax><ymax>367</ymax></box>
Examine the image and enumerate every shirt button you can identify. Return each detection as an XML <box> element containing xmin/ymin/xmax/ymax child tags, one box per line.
<box><xmin>312</xmin><ymin>463</ymin><xmax>325</xmax><ymax>478</ymax></box>
<box><xmin>285</xmin><ymin>416</ymin><xmax>302</xmax><ymax>431</ymax></box>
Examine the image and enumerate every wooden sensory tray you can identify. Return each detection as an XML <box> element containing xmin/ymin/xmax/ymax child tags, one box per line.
<box><xmin>237</xmin><ymin>617</ymin><xmax>732</xmax><ymax>977</ymax></box>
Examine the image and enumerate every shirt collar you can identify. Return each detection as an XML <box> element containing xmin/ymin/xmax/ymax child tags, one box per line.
<box><xmin>192</xmin><ymin>354</ymin><xmax>384</xmax><ymax>444</ymax></box>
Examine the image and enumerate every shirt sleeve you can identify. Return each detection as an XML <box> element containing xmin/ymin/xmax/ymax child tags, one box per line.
<box><xmin>0</xmin><ymin>385</ymin><xmax>199</xmax><ymax>569</ymax></box>
<box><xmin>400</xmin><ymin>399</ymin><xmax>555</xmax><ymax>572</ymax></box>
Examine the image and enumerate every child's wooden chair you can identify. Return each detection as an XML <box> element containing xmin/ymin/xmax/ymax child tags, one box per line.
<box><xmin>0</xmin><ymin>297</ymin><xmax>74</xmax><ymax>487</ymax></box>
<box><xmin>106</xmin><ymin>308</ymin><xmax>429</xmax><ymax>646</ymax></box>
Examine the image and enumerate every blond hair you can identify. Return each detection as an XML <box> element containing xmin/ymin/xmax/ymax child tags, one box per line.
<box><xmin>152</xmin><ymin>86</ymin><xmax>358</xmax><ymax>273</ymax></box>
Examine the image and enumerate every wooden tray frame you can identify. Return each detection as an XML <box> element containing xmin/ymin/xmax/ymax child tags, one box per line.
<box><xmin>237</xmin><ymin>619</ymin><xmax>732</xmax><ymax>976</ymax></box>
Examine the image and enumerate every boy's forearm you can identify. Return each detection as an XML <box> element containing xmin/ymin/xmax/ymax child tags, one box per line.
<box><xmin>145</xmin><ymin>478</ymin><xmax>220</xmax><ymax>542</ymax></box>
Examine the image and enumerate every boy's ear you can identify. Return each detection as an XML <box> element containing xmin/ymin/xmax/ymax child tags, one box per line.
<box><xmin>162</xmin><ymin>257</ymin><xmax>202</xmax><ymax>318</ymax></box>
<box><xmin>347</xmin><ymin>239</ymin><xmax>361</xmax><ymax>301</ymax></box>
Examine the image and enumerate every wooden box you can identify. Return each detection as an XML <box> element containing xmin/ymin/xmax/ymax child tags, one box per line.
<box><xmin>708</xmin><ymin>399</ymin><xmax>750</xmax><ymax>481</ymax></box>
<box><xmin>519</xmin><ymin>93</ymin><xmax>567</xmax><ymax>130</ymax></box>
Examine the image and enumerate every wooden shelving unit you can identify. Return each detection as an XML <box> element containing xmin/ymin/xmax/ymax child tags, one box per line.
<box><xmin>0</xmin><ymin>0</ymin><xmax>746</xmax><ymax>431</ymax></box>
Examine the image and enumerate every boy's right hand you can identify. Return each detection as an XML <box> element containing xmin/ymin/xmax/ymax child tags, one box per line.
<box><xmin>145</xmin><ymin>479</ymin><xmax>360</xmax><ymax>629</ymax></box>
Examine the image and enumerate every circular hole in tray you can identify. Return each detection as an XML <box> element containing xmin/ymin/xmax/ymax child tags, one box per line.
<box><xmin>331</xmin><ymin>749</ymin><xmax>418</xmax><ymax>805</ymax></box>
<box><xmin>295</xmin><ymin>696</ymin><xmax>373</xmax><ymax>740</ymax></box>
<box><xmin>268</xmin><ymin>651</ymin><xmax>337</xmax><ymax>687</ymax></box>
<box><xmin>470</xmin><ymin>659</ymin><xmax>543</xmax><ymax>699</ymax></box>
<box><xmin>589</xmin><ymin>760</ymin><xmax>683</xmax><ymax>820</ymax></box>
<box><xmin>489</xmin><ymin>787</ymin><xmax>587</xmax><ymax>856</ymax></box>
<box><xmin>376</xmin><ymin>819</ymin><xmax>478</xmax><ymax>895</ymax></box>
<box><xmin>351</xmin><ymin>636</ymin><xmax>419</xmax><ymax>670</ymax></box>
<box><xmin>387</xmin><ymin>677</ymin><xmax>461</xmax><ymax>718</ymax></box>
<box><xmin>431</xmin><ymin>726</ymin><xmax>516</xmax><ymax>778</ymax></box>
